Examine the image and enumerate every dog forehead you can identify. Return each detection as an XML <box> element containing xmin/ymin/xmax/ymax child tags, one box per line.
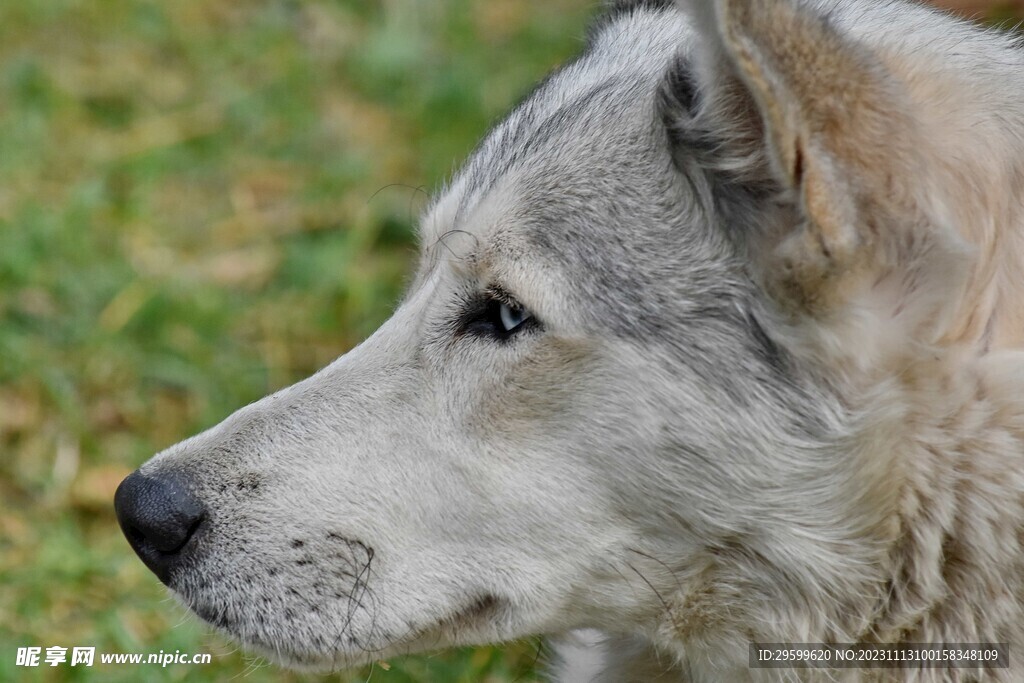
<box><xmin>420</xmin><ymin>6</ymin><xmax>692</xmax><ymax>254</ymax></box>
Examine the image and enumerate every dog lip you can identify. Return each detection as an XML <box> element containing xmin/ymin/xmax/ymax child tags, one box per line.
<box><xmin>452</xmin><ymin>593</ymin><xmax>502</xmax><ymax>623</ymax></box>
<box><xmin>406</xmin><ymin>592</ymin><xmax>505</xmax><ymax>642</ymax></box>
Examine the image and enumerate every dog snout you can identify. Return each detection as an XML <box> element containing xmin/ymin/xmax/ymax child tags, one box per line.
<box><xmin>114</xmin><ymin>470</ymin><xmax>206</xmax><ymax>585</ymax></box>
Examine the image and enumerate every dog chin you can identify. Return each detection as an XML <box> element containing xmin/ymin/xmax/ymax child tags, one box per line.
<box><xmin>184</xmin><ymin>594</ymin><xmax>495</xmax><ymax>673</ymax></box>
<box><xmin>243</xmin><ymin>642</ymin><xmax>359</xmax><ymax>673</ymax></box>
<box><xmin>194</xmin><ymin>615</ymin><xmax>380</xmax><ymax>673</ymax></box>
<box><xmin>240</xmin><ymin>627</ymin><xmax>469</xmax><ymax>673</ymax></box>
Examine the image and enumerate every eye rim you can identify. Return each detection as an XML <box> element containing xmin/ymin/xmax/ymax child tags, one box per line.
<box><xmin>456</xmin><ymin>288</ymin><xmax>539</xmax><ymax>342</ymax></box>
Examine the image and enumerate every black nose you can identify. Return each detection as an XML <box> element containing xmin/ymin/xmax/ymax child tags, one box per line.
<box><xmin>114</xmin><ymin>470</ymin><xmax>205</xmax><ymax>585</ymax></box>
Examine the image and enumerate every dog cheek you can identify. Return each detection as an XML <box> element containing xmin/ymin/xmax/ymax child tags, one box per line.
<box><xmin>470</xmin><ymin>336</ymin><xmax>601</xmax><ymax>435</ymax></box>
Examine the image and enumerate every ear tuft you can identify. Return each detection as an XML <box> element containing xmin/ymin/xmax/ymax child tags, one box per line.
<box><xmin>659</xmin><ymin>54</ymin><xmax>771</xmax><ymax>186</ymax></box>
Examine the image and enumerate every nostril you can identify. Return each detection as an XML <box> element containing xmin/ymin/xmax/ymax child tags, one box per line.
<box><xmin>114</xmin><ymin>470</ymin><xmax>206</xmax><ymax>584</ymax></box>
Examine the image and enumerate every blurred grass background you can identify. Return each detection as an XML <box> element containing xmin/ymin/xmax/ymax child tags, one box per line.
<box><xmin>0</xmin><ymin>1</ymin><xmax>1020</xmax><ymax>682</ymax></box>
<box><xmin>0</xmin><ymin>1</ymin><xmax>595</xmax><ymax>680</ymax></box>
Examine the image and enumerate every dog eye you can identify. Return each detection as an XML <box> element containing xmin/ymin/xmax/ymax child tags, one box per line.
<box><xmin>459</xmin><ymin>294</ymin><xmax>537</xmax><ymax>341</ymax></box>
<box><xmin>498</xmin><ymin>301</ymin><xmax>529</xmax><ymax>332</ymax></box>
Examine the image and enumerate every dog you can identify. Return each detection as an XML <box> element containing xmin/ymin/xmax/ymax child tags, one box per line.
<box><xmin>114</xmin><ymin>0</ymin><xmax>1024</xmax><ymax>680</ymax></box>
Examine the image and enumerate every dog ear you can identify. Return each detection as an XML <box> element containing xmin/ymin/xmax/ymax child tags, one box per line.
<box><xmin>668</xmin><ymin>0</ymin><xmax>971</xmax><ymax>362</ymax></box>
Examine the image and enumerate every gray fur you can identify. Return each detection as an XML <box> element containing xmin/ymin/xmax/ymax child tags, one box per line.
<box><xmin>125</xmin><ymin>1</ymin><xmax>1024</xmax><ymax>680</ymax></box>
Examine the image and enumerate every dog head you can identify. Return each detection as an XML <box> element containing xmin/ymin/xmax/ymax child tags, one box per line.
<box><xmin>115</xmin><ymin>0</ymin><xmax>1023</xmax><ymax>670</ymax></box>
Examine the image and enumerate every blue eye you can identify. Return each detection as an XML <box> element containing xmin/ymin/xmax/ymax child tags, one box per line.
<box><xmin>457</xmin><ymin>292</ymin><xmax>537</xmax><ymax>341</ymax></box>
<box><xmin>498</xmin><ymin>301</ymin><xmax>529</xmax><ymax>332</ymax></box>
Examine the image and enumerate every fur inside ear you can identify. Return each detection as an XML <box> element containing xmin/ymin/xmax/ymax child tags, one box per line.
<box><xmin>668</xmin><ymin>0</ymin><xmax>973</xmax><ymax>370</ymax></box>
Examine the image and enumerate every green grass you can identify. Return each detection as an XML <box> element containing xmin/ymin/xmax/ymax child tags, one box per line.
<box><xmin>2</xmin><ymin>1</ymin><xmax>1021</xmax><ymax>682</ymax></box>
<box><xmin>0</xmin><ymin>1</ymin><xmax>594</xmax><ymax>680</ymax></box>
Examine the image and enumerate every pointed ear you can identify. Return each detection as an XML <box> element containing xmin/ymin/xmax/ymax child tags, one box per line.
<box><xmin>670</xmin><ymin>0</ymin><xmax>969</xmax><ymax>353</ymax></box>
